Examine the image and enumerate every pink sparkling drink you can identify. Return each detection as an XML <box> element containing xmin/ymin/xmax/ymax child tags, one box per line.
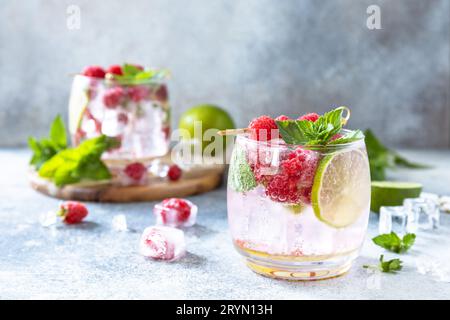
<box><xmin>227</xmin><ymin>132</ymin><xmax>371</xmax><ymax>280</ymax></box>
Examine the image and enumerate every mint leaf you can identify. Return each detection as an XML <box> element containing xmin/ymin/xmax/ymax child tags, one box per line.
<box><xmin>329</xmin><ymin>130</ymin><xmax>365</xmax><ymax>145</ymax></box>
<box><xmin>49</xmin><ymin>115</ymin><xmax>67</xmax><ymax>150</ymax></box>
<box><xmin>379</xmin><ymin>255</ymin><xmax>403</xmax><ymax>273</ymax></box>
<box><xmin>372</xmin><ymin>232</ymin><xmax>416</xmax><ymax>253</ymax></box>
<box><xmin>276</xmin><ymin>120</ymin><xmax>309</xmax><ymax>145</ymax></box>
<box><xmin>364</xmin><ymin>129</ymin><xmax>429</xmax><ymax>181</ymax></box>
<box><xmin>28</xmin><ymin>115</ymin><xmax>68</xmax><ymax>169</ymax></box>
<box><xmin>228</xmin><ymin>146</ymin><xmax>256</xmax><ymax>192</ymax></box>
<box><xmin>363</xmin><ymin>255</ymin><xmax>403</xmax><ymax>273</ymax></box>
<box><xmin>401</xmin><ymin>233</ymin><xmax>416</xmax><ymax>252</ymax></box>
<box><xmin>122</xmin><ymin>63</ymin><xmax>142</xmax><ymax>77</ymax></box>
<box><xmin>113</xmin><ymin>64</ymin><xmax>170</xmax><ymax>85</ymax></box>
<box><xmin>39</xmin><ymin>135</ymin><xmax>116</xmax><ymax>186</ymax></box>
<box><xmin>276</xmin><ymin>106</ymin><xmax>360</xmax><ymax>146</ymax></box>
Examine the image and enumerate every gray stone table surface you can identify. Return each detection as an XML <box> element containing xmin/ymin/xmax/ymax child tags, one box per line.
<box><xmin>0</xmin><ymin>149</ymin><xmax>449</xmax><ymax>300</ymax></box>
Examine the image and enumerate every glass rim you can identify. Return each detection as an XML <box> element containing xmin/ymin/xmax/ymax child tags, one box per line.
<box><xmin>235</xmin><ymin>128</ymin><xmax>365</xmax><ymax>151</ymax></box>
<box><xmin>73</xmin><ymin>74</ymin><xmax>168</xmax><ymax>85</ymax></box>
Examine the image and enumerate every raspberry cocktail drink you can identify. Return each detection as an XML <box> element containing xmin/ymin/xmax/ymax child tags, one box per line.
<box><xmin>227</xmin><ymin>107</ymin><xmax>371</xmax><ymax>280</ymax></box>
<box><xmin>68</xmin><ymin>64</ymin><xmax>170</xmax><ymax>161</ymax></box>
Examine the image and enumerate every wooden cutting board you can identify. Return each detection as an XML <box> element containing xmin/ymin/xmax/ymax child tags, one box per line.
<box><xmin>29</xmin><ymin>164</ymin><xmax>225</xmax><ymax>202</ymax></box>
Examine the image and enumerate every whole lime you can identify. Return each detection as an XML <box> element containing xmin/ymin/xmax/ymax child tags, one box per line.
<box><xmin>178</xmin><ymin>104</ymin><xmax>235</xmax><ymax>152</ymax></box>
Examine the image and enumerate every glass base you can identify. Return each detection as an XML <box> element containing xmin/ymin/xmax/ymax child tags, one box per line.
<box><xmin>237</xmin><ymin>245</ymin><xmax>358</xmax><ymax>281</ymax></box>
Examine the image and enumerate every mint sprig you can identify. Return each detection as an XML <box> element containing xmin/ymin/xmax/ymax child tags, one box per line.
<box><xmin>364</xmin><ymin>255</ymin><xmax>403</xmax><ymax>273</ymax></box>
<box><xmin>228</xmin><ymin>146</ymin><xmax>256</xmax><ymax>192</ymax></box>
<box><xmin>276</xmin><ymin>107</ymin><xmax>362</xmax><ymax>146</ymax></box>
<box><xmin>372</xmin><ymin>232</ymin><xmax>416</xmax><ymax>254</ymax></box>
<box><xmin>38</xmin><ymin>135</ymin><xmax>118</xmax><ymax>186</ymax></box>
<box><xmin>111</xmin><ymin>63</ymin><xmax>170</xmax><ymax>85</ymax></box>
<box><xmin>364</xmin><ymin>129</ymin><xmax>429</xmax><ymax>181</ymax></box>
<box><xmin>28</xmin><ymin>115</ymin><xmax>67</xmax><ymax>169</ymax></box>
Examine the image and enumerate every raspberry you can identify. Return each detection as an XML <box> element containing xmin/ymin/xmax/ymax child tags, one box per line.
<box><xmin>58</xmin><ymin>201</ymin><xmax>88</xmax><ymax>224</ymax></box>
<box><xmin>128</xmin><ymin>85</ymin><xmax>150</xmax><ymax>102</ymax></box>
<box><xmin>153</xmin><ymin>84</ymin><xmax>168</xmax><ymax>102</ymax></box>
<box><xmin>162</xmin><ymin>126</ymin><xmax>170</xmax><ymax>140</ymax></box>
<box><xmin>275</xmin><ymin>115</ymin><xmax>290</xmax><ymax>121</ymax></box>
<box><xmin>248</xmin><ymin>115</ymin><xmax>279</xmax><ymax>141</ymax></box>
<box><xmin>106</xmin><ymin>64</ymin><xmax>123</xmax><ymax>76</ymax></box>
<box><xmin>167</xmin><ymin>164</ymin><xmax>182</xmax><ymax>181</ymax></box>
<box><xmin>265</xmin><ymin>172</ymin><xmax>301</xmax><ymax>203</ymax></box>
<box><xmin>124</xmin><ymin>162</ymin><xmax>147</xmax><ymax>181</ymax></box>
<box><xmin>264</xmin><ymin>147</ymin><xmax>319</xmax><ymax>204</ymax></box>
<box><xmin>117</xmin><ymin>113</ymin><xmax>128</xmax><ymax>124</ymax></box>
<box><xmin>157</xmin><ymin>198</ymin><xmax>192</xmax><ymax>224</ymax></box>
<box><xmin>103</xmin><ymin>87</ymin><xmax>125</xmax><ymax>108</ymax></box>
<box><xmin>82</xmin><ymin>65</ymin><xmax>105</xmax><ymax>78</ymax></box>
<box><xmin>140</xmin><ymin>227</ymin><xmax>175</xmax><ymax>260</ymax></box>
<box><xmin>298</xmin><ymin>113</ymin><xmax>319</xmax><ymax>122</ymax></box>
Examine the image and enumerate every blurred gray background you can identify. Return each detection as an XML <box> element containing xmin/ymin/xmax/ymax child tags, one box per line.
<box><xmin>0</xmin><ymin>0</ymin><xmax>448</xmax><ymax>148</ymax></box>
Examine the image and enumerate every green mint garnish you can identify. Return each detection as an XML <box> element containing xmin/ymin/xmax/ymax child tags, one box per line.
<box><xmin>111</xmin><ymin>63</ymin><xmax>170</xmax><ymax>85</ymax></box>
<box><xmin>28</xmin><ymin>115</ymin><xmax>68</xmax><ymax>169</ymax></box>
<box><xmin>38</xmin><ymin>135</ymin><xmax>118</xmax><ymax>186</ymax></box>
<box><xmin>276</xmin><ymin>106</ymin><xmax>362</xmax><ymax>146</ymax></box>
<box><xmin>228</xmin><ymin>146</ymin><xmax>256</xmax><ymax>192</ymax></box>
<box><xmin>364</xmin><ymin>129</ymin><xmax>429</xmax><ymax>181</ymax></box>
<box><xmin>363</xmin><ymin>255</ymin><xmax>403</xmax><ymax>273</ymax></box>
<box><xmin>372</xmin><ymin>232</ymin><xmax>416</xmax><ymax>254</ymax></box>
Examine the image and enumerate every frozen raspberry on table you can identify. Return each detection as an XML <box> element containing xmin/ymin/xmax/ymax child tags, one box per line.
<box><xmin>106</xmin><ymin>64</ymin><xmax>123</xmax><ymax>76</ymax></box>
<box><xmin>298</xmin><ymin>113</ymin><xmax>319</xmax><ymax>122</ymax></box>
<box><xmin>154</xmin><ymin>198</ymin><xmax>197</xmax><ymax>227</ymax></box>
<box><xmin>103</xmin><ymin>87</ymin><xmax>125</xmax><ymax>108</ymax></box>
<box><xmin>167</xmin><ymin>164</ymin><xmax>182</xmax><ymax>181</ymax></box>
<box><xmin>117</xmin><ymin>113</ymin><xmax>129</xmax><ymax>124</ymax></box>
<box><xmin>82</xmin><ymin>65</ymin><xmax>106</xmax><ymax>78</ymax></box>
<box><xmin>248</xmin><ymin>115</ymin><xmax>279</xmax><ymax>141</ymax></box>
<box><xmin>275</xmin><ymin>115</ymin><xmax>290</xmax><ymax>121</ymax></box>
<box><xmin>58</xmin><ymin>201</ymin><xmax>88</xmax><ymax>224</ymax></box>
<box><xmin>124</xmin><ymin>162</ymin><xmax>147</xmax><ymax>181</ymax></box>
<box><xmin>127</xmin><ymin>85</ymin><xmax>150</xmax><ymax>102</ymax></box>
<box><xmin>139</xmin><ymin>226</ymin><xmax>185</xmax><ymax>261</ymax></box>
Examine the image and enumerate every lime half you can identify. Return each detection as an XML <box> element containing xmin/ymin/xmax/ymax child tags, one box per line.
<box><xmin>312</xmin><ymin>149</ymin><xmax>371</xmax><ymax>228</ymax></box>
<box><xmin>370</xmin><ymin>181</ymin><xmax>422</xmax><ymax>213</ymax></box>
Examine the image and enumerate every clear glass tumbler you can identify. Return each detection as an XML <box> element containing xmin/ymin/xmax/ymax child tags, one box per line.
<box><xmin>68</xmin><ymin>75</ymin><xmax>170</xmax><ymax>161</ymax></box>
<box><xmin>227</xmin><ymin>131</ymin><xmax>371</xmax><ymax>280</ymax></box>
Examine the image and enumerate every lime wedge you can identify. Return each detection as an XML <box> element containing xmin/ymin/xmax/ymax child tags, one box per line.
<box><xmin>312</xmin><ymin>149</ymin><xmax>371</xmax><ymax>228</ymax></box>
<box><xmin>371</xmin><ymin>181</ymin><xmax>422</xmax><ymax>213</ymax></box>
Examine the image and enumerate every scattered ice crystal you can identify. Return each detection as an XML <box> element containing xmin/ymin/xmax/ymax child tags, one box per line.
<box><xmin>112</xmin><ymin>214</ymin><xmax>128</xmax><ymax>232</ymax></box>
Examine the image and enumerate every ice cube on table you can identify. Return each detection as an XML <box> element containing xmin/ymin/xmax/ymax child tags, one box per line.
<box><xmin>404</xmin><ymin>197</ymin><xmax>440</xmax><ymax>231</ymax></box>
<box><xmin>112</xmin><ymin>214</ymin><xmax>128</xmax><ymax>232</ymax></box>
<box><xmin>139</xmin><ymin>226</ymin><xmax>185</xmax><ymax>261</ymax></box>
<box><xmin>39</xmin><ymin>211</ymin><xmax>57</xmax><ymax>227</ymax></box>
<box><xmin>153</xmin><ymin>199</ymin><xmax>197</xmax><ymax>228</ymax></box>
<box><xmin>379</xmin><ymin>206</ymin><xmax>408</xmax><ymax>235</ymax></box>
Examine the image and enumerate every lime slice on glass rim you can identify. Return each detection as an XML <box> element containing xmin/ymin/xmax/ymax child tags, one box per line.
<box><xmin>311</xmin><ymin>149</ymin><xmax>371</xmax><ymax>228</ymax></box>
